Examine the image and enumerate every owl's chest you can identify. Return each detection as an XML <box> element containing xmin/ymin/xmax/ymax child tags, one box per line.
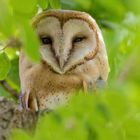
<box><xmin>37</xmin><ymin>91</ymin><xmax>71</xmax><ymax>110</ymax></box>
<box><xmin>24</xmin><ymin>62</ymin><xmax>98</xmax><ymax>110</ymax></box>
<box><xmin>28</xmin><ymin>69</ymin><xmax>81</xmax><ymax>110</ymax></box>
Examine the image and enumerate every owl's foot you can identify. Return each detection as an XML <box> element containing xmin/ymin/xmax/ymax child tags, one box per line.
<box><xmin>82</xmin><ymin>79</ymin><xmax>104</xmax><ymax>94</ymax></box>
<box><xmin>83</xmin><ymin>81</ymin><xmax>88</xmax><ymax>94</ymax></box>
<box><xmin>83</xmin><ymin>81</ymin><xmax>96</xmax><ymax>94</ymax></box>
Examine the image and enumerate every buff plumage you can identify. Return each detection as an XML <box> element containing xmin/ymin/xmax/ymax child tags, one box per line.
<box><xmin>19</xmin><ymin>10</ymin><xmax>109</xmax><ymax>111</ymax></box>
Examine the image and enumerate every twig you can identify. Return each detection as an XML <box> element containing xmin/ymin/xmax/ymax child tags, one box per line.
<box><xmin>0</xmin><ymin>37</ymin><xmax>22</xmax><ymax>52</ymax></box>
<box><xmin>0</xmin><ymin>80</ymin><xmax>19</xmax><ymax>99</ymax></box>
<box><xmin>0</xmin><ymin>46</ymin><xmax>9</xmax><ymax>51</ymax></box>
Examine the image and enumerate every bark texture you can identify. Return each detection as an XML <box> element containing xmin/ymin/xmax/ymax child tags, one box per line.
<box><xmin>0</xmin><ymin>97</ymin><xmax>38</xmax><ymax>140</ymax></box>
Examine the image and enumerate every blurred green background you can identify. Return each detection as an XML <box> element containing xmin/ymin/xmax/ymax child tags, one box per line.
<box><xmin>0</xmin><ymin>0</ymin><xmax>140</xmax><ymax>140</ymax></box>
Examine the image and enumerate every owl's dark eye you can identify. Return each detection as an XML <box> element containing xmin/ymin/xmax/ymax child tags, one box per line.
<box><xmin>73</xmin><ymin>36</ymin><xmax>86</xmax><ymax>43</ymax></box>
<box><xmin>41</xmin><ymin>37</ymin><xmax>52</xmax><ymax>45</ymax></box>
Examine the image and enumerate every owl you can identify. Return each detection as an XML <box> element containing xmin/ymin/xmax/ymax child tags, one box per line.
<box><xmin>19</xmin><ymin>10</ymin><xmax>109</xmax><ymax>111</ymax></box>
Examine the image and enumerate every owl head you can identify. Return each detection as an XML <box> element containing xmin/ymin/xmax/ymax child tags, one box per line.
<box><xmin>31</xmin><ymin>10</ymin><xmax>109</xmax><ymax>80</ymax></box>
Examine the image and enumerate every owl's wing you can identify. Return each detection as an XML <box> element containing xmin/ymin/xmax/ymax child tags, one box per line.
<box><xmin>96</xmin><ymin>27</ymin><xmax>110</xmax><ymax>82</ymax></box>
<box><xmin>82</xmin><ymin>27</ymin><xmax>109</xmax><ymax>92</ymax></box>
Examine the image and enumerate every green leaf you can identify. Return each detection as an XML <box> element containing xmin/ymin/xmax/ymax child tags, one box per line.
<box><xmin>0</xmin><ymin>52</ymin><xmax>11</xmax><ymax>80</ymax></box>
<box><xmin>49</xmin><ymin>0</ymin><xmax>61</xmax><ymax>9</ymax></box>
<box><xmin>21</xmin><ymin>21</ymin><xmax>40</xmax><ymax>62</ymax></box>
<box><xmin>7</xmin><ymin>58</ymin><xmax>20</xmax><ymax>92</ymax></box>
<box><xmin>10</xmin><ymin>0</ymin><xmax>38</xmax><ymax>16</ymax></box>
<box><xmin>74</xmin><ymin>0</ymin><xmax>91</xmax><ymax>9</ymax></box>
<box><xmin>11</xmin><ymin>129</ymin><xmax>31</xmax><ymax>140</ymax></box>
<box><xmin>0</xmin><ymin>0</ymin><xmax>14</xmax><ymax>37</ymax></box>
<box><xmin>0</xmin><ymin>84</ymin><xmax>13</xmax><ymax>98</ymax></box>
<box><xmin>38</xmin><ymin>0</ymin><xmax>49</xmax><ymax>10</ymax></box>
<box><xmin>124</xmin><ymin>0</ymin><xmax>140</xmax><ymax>14</ymax></box>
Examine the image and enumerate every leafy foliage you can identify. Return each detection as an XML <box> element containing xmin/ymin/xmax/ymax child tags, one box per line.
<box><xmin>38</xmin><ymin>0</ymin><xmax>49</xmax><ymax>10</ymax></box>
<box><xmin>49</xmin><ymin>0</ymin><xmax>61</xmax><ymax>9</ymax></box>
<box><xmin>11</xmin><ymin>86</ymin><xmax>140</xmax><ymax>140</ymax></box>
<box><xmin>0</xmin><ymin>0</ymin><xmax>140</xmax><ymax>140</ymax></box>
<box><xmin>21</xmin><ymin>21</ymin><xmax>40</xmax><ymax>62</ymax></box>
<box><xmin>0</xmin><ymin>52</ymin><xmax>11</xmax><ymax>80</ymax></box>
<box><xmin>10</xmin><ymin>0</ymin><xmax>38</xmax><ymax>16</ymax></box>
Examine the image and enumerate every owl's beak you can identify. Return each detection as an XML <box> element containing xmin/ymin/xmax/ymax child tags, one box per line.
<box><xmin>58</xmin><ymin>56</ymin><xmax>65</xmax><ymax>70</ymax></box>
<box><xmin>59</xmin><ymin>59</ymin><xmax>64</xmax><ymax>70</ymax></box>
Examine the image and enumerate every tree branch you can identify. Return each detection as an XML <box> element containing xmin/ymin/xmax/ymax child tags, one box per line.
<box><xmin>0</xmin><ymin>97</ymin><xmax>38</xmax><ymax>140</ymax></box>
<box><xmin>0</xmin><ymin>37</ymin><xmax>21</xmax><ymax>52</ymax></box>
<box><xmin>0</xmin><ymin>80</ymin><xmax>19</xmax><ymax>99</ymax></box>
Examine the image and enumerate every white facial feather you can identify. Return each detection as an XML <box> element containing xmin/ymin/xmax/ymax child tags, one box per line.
<box><xmin>37</xmin><ymin>17</ymin><xmax>62</xmax><ymax>73</ymax></box>
<box><xmin>37</xmin><ymin>17</ymin><xmax>98</xmax><ymax>74</ymax></box>
<box><xmin>63</xmin><ymin>19</ymin><xmax>97</xmax><ymax>72</ymax></box>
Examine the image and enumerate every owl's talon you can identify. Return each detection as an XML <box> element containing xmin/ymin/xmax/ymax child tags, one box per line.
<box><xmin>83</xmin><ymin>81</ymin><xmax>88</xmax><ymax>94</ymax></box>
<box><xmin>29</xmin><ymin>96</ymin><xmax>39</xmax><ymax>112</ymax></box>
<box><xmin>82</xmin><ymin>80</ymin><xmax>98</xmax><ymax>94</ymax></box>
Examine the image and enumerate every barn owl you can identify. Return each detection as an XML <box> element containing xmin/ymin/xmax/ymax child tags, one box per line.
<box><xmin>19</xmin><ymin>10</ymin><xmax>109</xmax><ymax>111</ymax></box>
